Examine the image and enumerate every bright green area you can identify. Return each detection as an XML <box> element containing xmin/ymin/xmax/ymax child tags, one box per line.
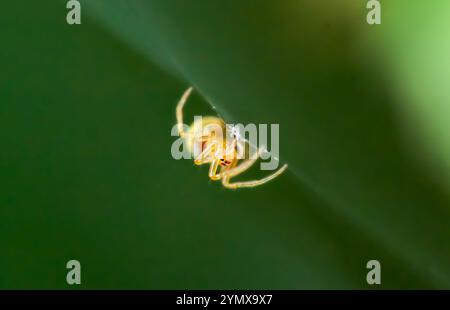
<box><xmin>1</xmin><ymin>1</ymin><xmax>449</xmax><ymax>289</ymax></box>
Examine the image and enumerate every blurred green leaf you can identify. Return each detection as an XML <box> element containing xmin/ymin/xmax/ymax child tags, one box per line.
<box><xmin>371</xmin><ymin>1</ymin><xmax>450</xmax><ymax>187</ymax></box>
<box><xmin>1</xmin><ymin>0</ymin><xmax>449</xmax><ymax>289</ymax></box>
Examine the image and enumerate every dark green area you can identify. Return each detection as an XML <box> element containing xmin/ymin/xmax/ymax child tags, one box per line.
<box><xmin>0</xmin><ymin>1</ymin><xmax>449</xmax><ymax>289</ymax></box>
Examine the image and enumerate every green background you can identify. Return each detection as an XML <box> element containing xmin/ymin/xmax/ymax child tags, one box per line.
<box><xmin>1</xmin><ymin>0</ymin><xmax>450</xmax><ymax>289</ymax></box>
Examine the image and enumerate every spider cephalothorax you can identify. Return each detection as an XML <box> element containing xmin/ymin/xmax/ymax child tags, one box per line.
<box><xmin>176</xmin><ymin>87</ymin><xmax>287</xmax><ymax>189</ymax></box>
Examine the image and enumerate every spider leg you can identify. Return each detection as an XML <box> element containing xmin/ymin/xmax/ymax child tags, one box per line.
<box><xmin>221</xmin><ymin>147</ymin><xmax>288</xmax><ymax>189</ymax></box>
<box><xmin>221</xmin><ymin>146</ymin><xmax>265</xmax><ymax>178</ymax></box>
<box><xmin>222</xmin><ymin>164</ymin><xmax>288</xmax><ymax>189</ymax></box>
<box><xmin>209</xmin><ymin>160</ymin><xmax>221</xmax><ymax>180</ymax></box>
<box><xmin>194</xmin><ymin>142</ymin><xmax>216</xmax><ymax>165</ymax></box>
<box><xmin>176</xmin><ymin>86</ymin><xmax>193</xmax><ymax>138</ymax></box>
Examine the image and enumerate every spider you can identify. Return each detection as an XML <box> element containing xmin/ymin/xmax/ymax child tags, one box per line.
<box><xmin>176</xmin><ymin>87</ymin><xmax>288</xmax><ymax>189</ymax></box>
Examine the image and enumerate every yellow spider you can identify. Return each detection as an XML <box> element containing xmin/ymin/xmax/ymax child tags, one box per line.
<box><xmin>176</xmin><ymin>87</ymin><xmax>288</xmax><ymax>189</ymax></box>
